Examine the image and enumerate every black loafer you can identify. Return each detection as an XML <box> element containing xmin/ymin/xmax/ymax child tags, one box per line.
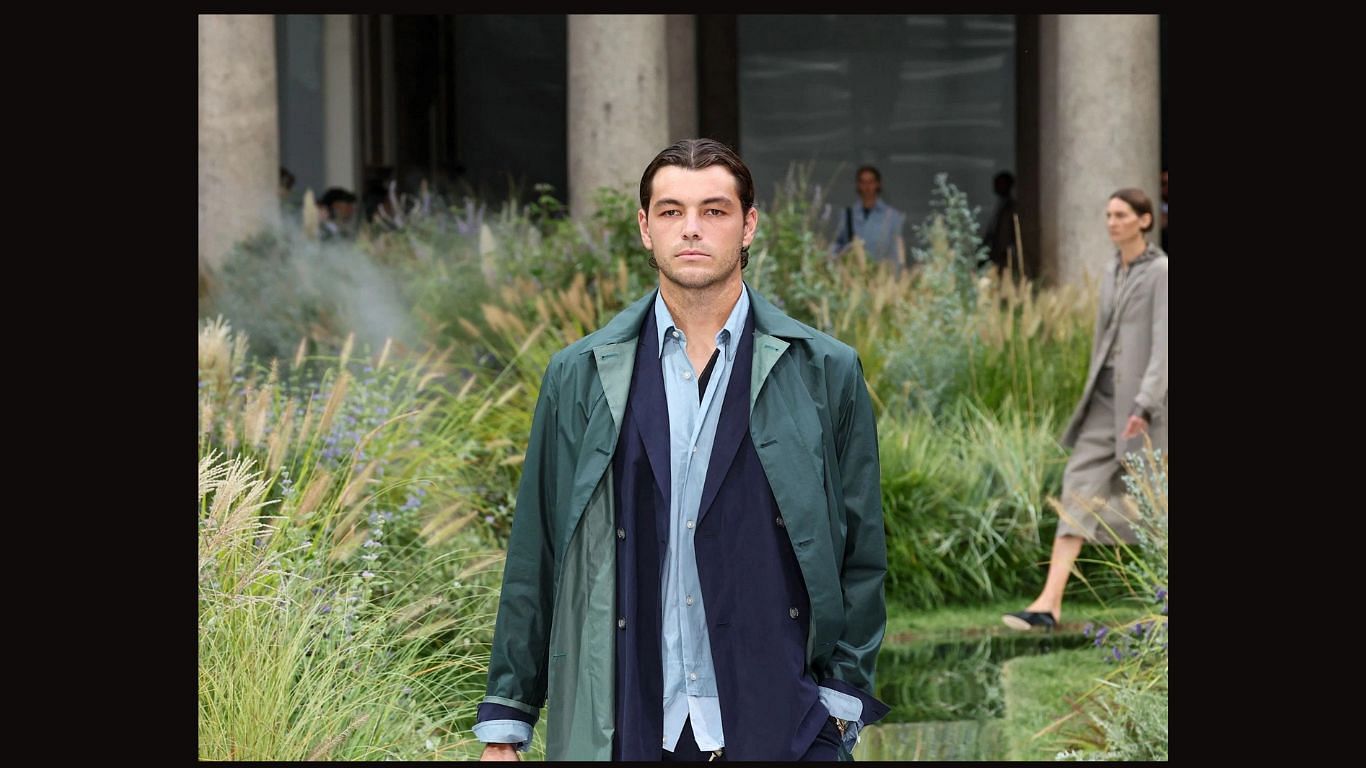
<box><xmin>1002</xmin><ymin>610</ymin><xmax>1056</xmax><ymax>631</ymax></box>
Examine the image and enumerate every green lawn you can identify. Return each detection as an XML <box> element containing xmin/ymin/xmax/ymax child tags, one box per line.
<box><xmin>998</xmin><ymin>648</ymin><xmax>1111</xmax><ymax>760</ymax></box>
<box><xmin>884</xmin><ymin>597</ymin><xmax>1147</xmax><ymax>642</ymax></box>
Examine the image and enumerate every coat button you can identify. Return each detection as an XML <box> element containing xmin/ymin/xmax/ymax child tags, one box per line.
<box><xmin>775</xmin><ymin>516</ymin><xmax>785</xmax><ymax>528</ymax></box>
<box><xmin>618</xmin><ymin>618</ymin><xmax>626</xmax><ymax>629</ymax></box>
<box><xmin>789</xmin><ymin>607</ymin><xmax>799</xmax><ymax>619</ymax></box>
<box><xmin>617</xmin><ymin>527</ymin><xmax>625</xmax><ymax>540</ymax></box>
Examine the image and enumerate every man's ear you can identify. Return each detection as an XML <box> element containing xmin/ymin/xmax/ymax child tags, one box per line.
<box><xmin>742</xmin><ymin>206</ymin><xmax>759</xmax><ymax>248</ymax></box>
<box><xmin>638</xmin><ymin>208</ymin><xmax>653</xmax><ymax>250</ymax></box>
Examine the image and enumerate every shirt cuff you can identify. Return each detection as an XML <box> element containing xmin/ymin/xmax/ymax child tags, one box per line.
<box><xmin>818</xmin><ymin>685</ymin><xmax>866</xmax><ymax>750</ymax></box>
<box><xmin>818</xmin><ymin>685</ymin><xmax>864</xmax><ymax>721</ymax></box>
<box><xmin>472</xmin><ymin>720</ymin><xmax>533</xmax><ymax>753</ymax></box>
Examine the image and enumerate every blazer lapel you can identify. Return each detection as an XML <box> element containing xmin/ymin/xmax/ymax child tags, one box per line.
<box><xmin>627</xmin><ymin>307</ymin><xmax>672</xmax><ymax>541</ymax></box>
<box><xmin>696</xmin><ymin>309</ymin><xmax>755</xmax><ymax>526</ymax></box>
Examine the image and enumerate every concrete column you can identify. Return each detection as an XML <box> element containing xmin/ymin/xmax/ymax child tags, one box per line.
<box><xmin>1038</xmin><ymin>14</ymin><xmax>1160</xmax><ymax>288</ymax></box>
<box><xmin>666</xmin><ymin>15</ymin><xmax>698</xmax><ymax>143</ymax></box>
<box><xmin>199</xmin><ymin>14</ymin><xmax>281</xmax><ymax>273</ymax></box>
<box><xmin>199</xmin><ymin>15</ymin><xmax>281</xmax><ymax>271</ymax></box>
<box><xmin>322</xmin><ymin>14</ymin><xmax>360</xmax><ymax>193</ymax></box>
<box><xmin>568</xmin><ymin>15</ymin><xmax>670</xmax><ymax>216</ymax></box>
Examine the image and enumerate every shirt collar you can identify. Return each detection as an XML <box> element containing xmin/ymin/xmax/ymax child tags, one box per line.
<box><xmin>653</xmin><ymin>285</ymin><xmax>751</xmax><ymax>362</ymax></box>
<box><xmin>1115</xmin><ymin>241</ymin><xmax>1157</xmax><ymax>272</ymax></box>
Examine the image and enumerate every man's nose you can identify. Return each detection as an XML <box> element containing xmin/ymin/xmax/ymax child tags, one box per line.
<box><xmin>682</xmin><ymin>212</ymin><xmax>702</xmax><ymax>238</ymax></box>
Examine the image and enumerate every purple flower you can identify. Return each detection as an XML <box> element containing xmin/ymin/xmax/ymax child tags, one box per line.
<box><xmin>485</xmin><ymin>515</ymin><xmax>495</xmax><ymax>524</ymax></box>
<box><xmin>1132</xmin><ymin>623</ymin><xmax>1144</xmax><ymax>637</ymax></box>
<box><xmin>1112</xmin><ymin>647</ymin><xmax>1122</xmax><ymax>662</ymax></box>
<box><xmin>1160</xmin><ymin>603</ymin><xmax>1168</xmax><ymax>616</ymax></box>
<box><xmin>319</xmin><ymin>604</ymin><xmax>332</xmax><ymax>614</ymax></box>
<box><xmin>1082</xmin><ymin>622</ymin><xmax>1094</xmax><ymax>637</ymax></box>
<box><xmin>1155</xmin><ymin>587</ymin><xmax>1167</xmax><ymax>602</ymax></box>
<box><xmin>1095</xmin><ymin>626</ymin><xmax>1109</xmax><ymax>642</ymax></box>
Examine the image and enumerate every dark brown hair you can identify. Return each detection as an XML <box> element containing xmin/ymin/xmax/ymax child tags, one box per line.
<box><xmin>1110</xmin><ymin>187</ymin><xmax>1155</xmax><ymax>233</ymax></box>
<box><xmin>639</xmin><ymin>138</ymin><xmax>755</xmax><ymax>268</ymax></box>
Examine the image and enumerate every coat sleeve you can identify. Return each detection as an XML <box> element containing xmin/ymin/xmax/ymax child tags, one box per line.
<box><xmin>478</xmin><ymin>360</ymin><xmax>561</xmax><ymax>725</ymax></box>
<box><xmin>1133</xmin><ymin>261</ymin><xmax>1168</xmax><ymax>420</ymax></box>
<box><xmin>818</xmin><ymin>352</ymin><xmax>891</xmax><ymax>726</ymax></box>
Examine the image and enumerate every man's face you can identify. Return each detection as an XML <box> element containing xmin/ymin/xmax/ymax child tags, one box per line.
<box><xmin>638</xmin><ymin>165</ymin><xmax>758</xmax><ymax>292</ymax></box>
<box><xmin>333</xmin><ymin>201</ymin><xmax>356</xmax><ymax>223</ymax></box>
<box><xmin>857</xmin><ymin>171</ymin><xmax>880</xmax><ymax>201</ymax></box>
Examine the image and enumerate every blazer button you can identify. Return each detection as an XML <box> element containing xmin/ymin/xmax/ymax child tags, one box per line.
<box><xmin>617</xmin><ymin>527</ymin><xmax>626</xmax><ymax>540</ymax></box>
<box><xmin>775</xmin><ymin>516</ymin><xmax>785</xmax><ymax>528</ymax></box>
<box><xmin>618</xmin><ymin>618</ymin><xmax>626</xmax><ymax>629</ymax></box>
<box><xmin>789</xmin><ymin>607</ymin><xmax>799</xmax><ymax>619</ymax></box>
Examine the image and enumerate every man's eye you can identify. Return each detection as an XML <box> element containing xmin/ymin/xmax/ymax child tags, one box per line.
<box><xmin>706</xmin><ymin>209</ymin><xmax>725</xmax><ymax>216</ymax></box>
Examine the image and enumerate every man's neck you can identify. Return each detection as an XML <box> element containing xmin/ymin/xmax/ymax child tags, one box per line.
<box><xmin>658</xmin><ymin>276</ymin><xmax>744</xmax><ymax>346</ymax></box>
<box><xmin>860</xmin><ymin>196</ymin><xmax>878</xmax><ymax>210</ymax></box>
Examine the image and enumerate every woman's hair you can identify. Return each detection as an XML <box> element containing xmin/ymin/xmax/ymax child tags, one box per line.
<box><xmin>1109</xmin><ymin>187</ymin><xmax>1155</xmax><ymax>233</ymax></box>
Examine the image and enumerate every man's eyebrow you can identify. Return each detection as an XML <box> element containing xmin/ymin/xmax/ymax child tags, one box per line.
<box><xmin>653</xmin><ymin>197</ymin><xmax>735</xmax><ymax>209</ymax></box>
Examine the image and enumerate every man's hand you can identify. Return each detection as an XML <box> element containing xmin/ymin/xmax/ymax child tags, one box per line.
<box><xmin>1121</xmin><ymin>414</ymin><xmax>1149</xmax><ymax>440</ymax></box>
<box><xmin>481</xmin><ymin>743</ymin><xmax>520</xmax><ymax>761</ymax></box>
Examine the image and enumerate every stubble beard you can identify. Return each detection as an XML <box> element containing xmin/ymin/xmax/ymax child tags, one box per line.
<box><xmin>655</xmin><ymin>245</ymin><xmax>743</xmax><ymax>292</ymax></box>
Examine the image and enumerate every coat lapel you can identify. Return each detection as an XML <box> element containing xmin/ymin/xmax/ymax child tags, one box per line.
<box><xmin>1108</xmin><ymin>245</ymin><xmax>1158</xmax><ymax>328</ymax></box>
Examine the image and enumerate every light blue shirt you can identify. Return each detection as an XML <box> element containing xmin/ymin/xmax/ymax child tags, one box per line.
<box><xmin>654</xmin><ymin>286</ymin><xmax>748</xmax><ymax>753</ymax></box>
<box><xmin>833</xmin><ymin>198</ymin><xmax>906</xmax><ymax>266</ymax></box>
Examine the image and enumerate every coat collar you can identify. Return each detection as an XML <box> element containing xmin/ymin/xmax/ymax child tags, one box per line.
<box><xmin>587</xmin><ymin>283</ymin><xmax>812</xmax><ymax>351</ymax></box>
<box><xmin>591</xmin><ymin>283</ymin><xmax>811</xmax><ymax>428</ymax></box>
